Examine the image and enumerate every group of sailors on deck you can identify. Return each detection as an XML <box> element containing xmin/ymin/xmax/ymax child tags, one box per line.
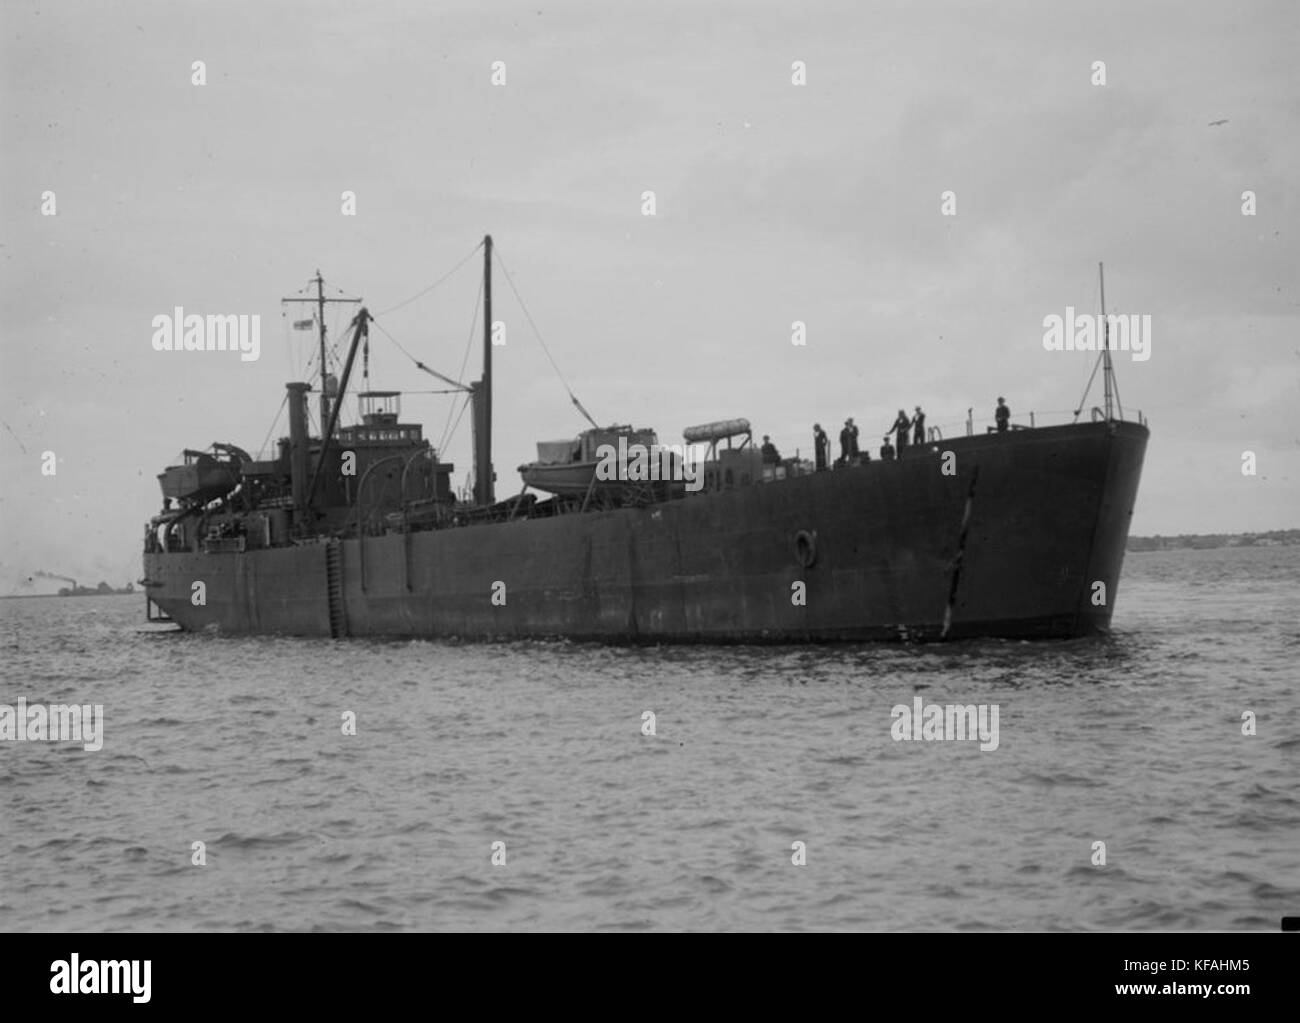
<box><xmin>804</xmin><ymin>407</ymin><xmax>926</xmax><ymax>470</ymax></box>
<box><xmin>795</xmin><ymin>398</ymin><xmax>1013</xmax><ymax>471</ymax></box>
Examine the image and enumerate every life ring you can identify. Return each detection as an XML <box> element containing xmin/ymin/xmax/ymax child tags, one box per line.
<box><xmin>794</xmin><ymin>529</ymin><xmax>818</xmax><ymax>568</ymax></box>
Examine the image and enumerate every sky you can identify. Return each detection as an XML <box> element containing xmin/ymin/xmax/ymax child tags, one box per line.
<box><xmin>2</xmin><ymin>0</ymin><xmax>1297</xmax><ymax>592</ymax></box>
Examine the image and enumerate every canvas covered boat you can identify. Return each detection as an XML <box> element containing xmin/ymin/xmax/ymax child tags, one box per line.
<box><xmin>157</xmin><ymin>445</ymin><xmax>247</xmax><ymax>505</ymax></box>
<box><xmin>518</xmin><ymin>424</ymin><xmax>663</xmax><ymax>496</ymax></box>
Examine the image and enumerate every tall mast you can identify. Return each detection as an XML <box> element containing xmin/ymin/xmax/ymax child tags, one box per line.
<box><xmin>1099</xmin><ymin>261</ymin><xmax>1113</xmax><ymax>420</ymax></box>
<box><xmin>473</xmin><ymin>235</ymin><xmax>495</xmax><ymax>505</ymax></box>
<box><xmin>316</xmin><ymin>270</ymin><xmax>328</xmax><ymax>428</ymax></box>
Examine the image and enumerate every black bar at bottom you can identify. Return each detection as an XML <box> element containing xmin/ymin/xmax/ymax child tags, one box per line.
<box><xmin>4</xmin><ymin>931</ymin><xmax>1294</xmax><ymax>1013</ymax></box>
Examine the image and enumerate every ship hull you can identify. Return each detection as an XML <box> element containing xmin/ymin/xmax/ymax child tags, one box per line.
<box><xmin>143</xmin><ymin>421</ymin><xmax>1148</xmax><ymax>642</ymax></box>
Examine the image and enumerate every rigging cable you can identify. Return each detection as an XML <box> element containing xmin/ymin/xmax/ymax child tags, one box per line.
<box><xmin>1073</xmin><ymin>353</ymin><xmax>1104</xmax><ymax>421</ymax></box>
<box><xmin>438</xmin><ymin>275</ymin><xmax>483</xmax><ymax>455</ymax></box>
<box><xmin>1072</xmin><ymin>269</ymin><xmax>1104</xmax><ymax>421</ymax></box>
<box><xmin>256</xmin><ymin>391</ymin><xmax>290</xmax><ymax>460</ymax></box>
<box><xmin>440</xmin><ymin>392</ymin><xmax>473</xmax><ymax>462</ymax></box>
<box><xmin>493</xmin><ymin>246</ymin><xmax>601</xmax><ymax>430</ymax></box>
<box><xmin>369</xmin><ymin>316</ymin><xmax>469</xmax><ymax>391</ymax></box>
<box><xmin>371</xmin><ymin>240</ymin><xmax>484</xmax><ymax>317</ymax></box>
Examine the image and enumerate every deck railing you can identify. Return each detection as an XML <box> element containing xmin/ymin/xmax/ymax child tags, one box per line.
<box><xmin>780</xmin><ymin>407</ymin><xmax>1148</xmax><ymax>463</ymax></box>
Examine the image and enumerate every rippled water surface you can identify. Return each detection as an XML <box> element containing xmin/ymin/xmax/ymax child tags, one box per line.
<box><xmin>2</xmin><ymin>547</ymin><xmax>1297</xmax><ymax>931</ymax></box>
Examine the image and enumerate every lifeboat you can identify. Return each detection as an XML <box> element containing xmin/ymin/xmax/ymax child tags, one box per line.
<box><xmin>157</xmin><ymin>444</ymin><xmax>247</xmax><ymax>505</ymax></box>
<box><xmin>518</xmin><ymin>425</ymin><xmax>661</xmax><ymax>496</ymax></box>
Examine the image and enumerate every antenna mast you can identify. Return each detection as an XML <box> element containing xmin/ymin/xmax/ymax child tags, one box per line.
<box><xmin>282</xmin><ymin>273</ymin><xmax>362</xmax><ymax>434</ymax></box>
<box><xmin>1099</xmin><ymin>261</ymin><xmax>1113</xmax><ymax>421</ymax></box>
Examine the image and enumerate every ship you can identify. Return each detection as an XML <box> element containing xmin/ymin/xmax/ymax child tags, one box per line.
<box><xmin>21</xmin><ymin>572</ymin><xmax>136</xmax><ymax>597</ymax></box>
<box><xmin>142</xmin><ymin>239</ymin><xmax>1149</xmax><ymax>642</ymax></box>
<box><xmin>59</xmin><ymin>583</ymin><xmax>135</xmax><ymax>597</ymax></box>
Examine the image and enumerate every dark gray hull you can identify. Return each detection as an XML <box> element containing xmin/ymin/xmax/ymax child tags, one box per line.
<box><xmin>143</xmin><ymin>420</ymin><xmax>1149</xmax><ymax>642</ymax></box>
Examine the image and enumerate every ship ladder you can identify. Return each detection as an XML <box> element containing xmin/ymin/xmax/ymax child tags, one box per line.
<box><xmin>325</xmin><ymin>541</ymin><xmax>348</xmax><ymax>638</ymax></box>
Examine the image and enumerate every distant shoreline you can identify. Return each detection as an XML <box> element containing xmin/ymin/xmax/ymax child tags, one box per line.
<box><xmin>1128</xmin><ymin>529</ymin><xmax>1298</xmax><ymax>551</ymax></box>
<box><xmin>1</xmin><ymin>591</ymin><xmax>137</xmax><ymax>600</ymax></box>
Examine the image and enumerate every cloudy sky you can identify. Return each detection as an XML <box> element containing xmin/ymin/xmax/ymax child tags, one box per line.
<box><xmin>2</xmin><ymin>0</ymin><xmax>1296</xmax><ymax>591</ymax></box>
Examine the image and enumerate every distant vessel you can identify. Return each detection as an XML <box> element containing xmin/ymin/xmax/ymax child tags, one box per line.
<box><xmin>60</xmin><ymin>583</ymin><xmax>135</xmax><ymax>597</ymax></box>
<box><xmin>21</xmin><ymin>571</ymin><xmax>136</xmax><ymax>598</ymax></box>
<box><xmin>142</xmin><ymin>244</ymin><xmax>1148</xmax><ymax>641</ymax></box>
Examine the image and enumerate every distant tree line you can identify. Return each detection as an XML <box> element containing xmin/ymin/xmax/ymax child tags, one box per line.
<box><xmin>1127</xmin><ymin>529</ymin><xmax>1299</xmax><ymax>551</ymax></box>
